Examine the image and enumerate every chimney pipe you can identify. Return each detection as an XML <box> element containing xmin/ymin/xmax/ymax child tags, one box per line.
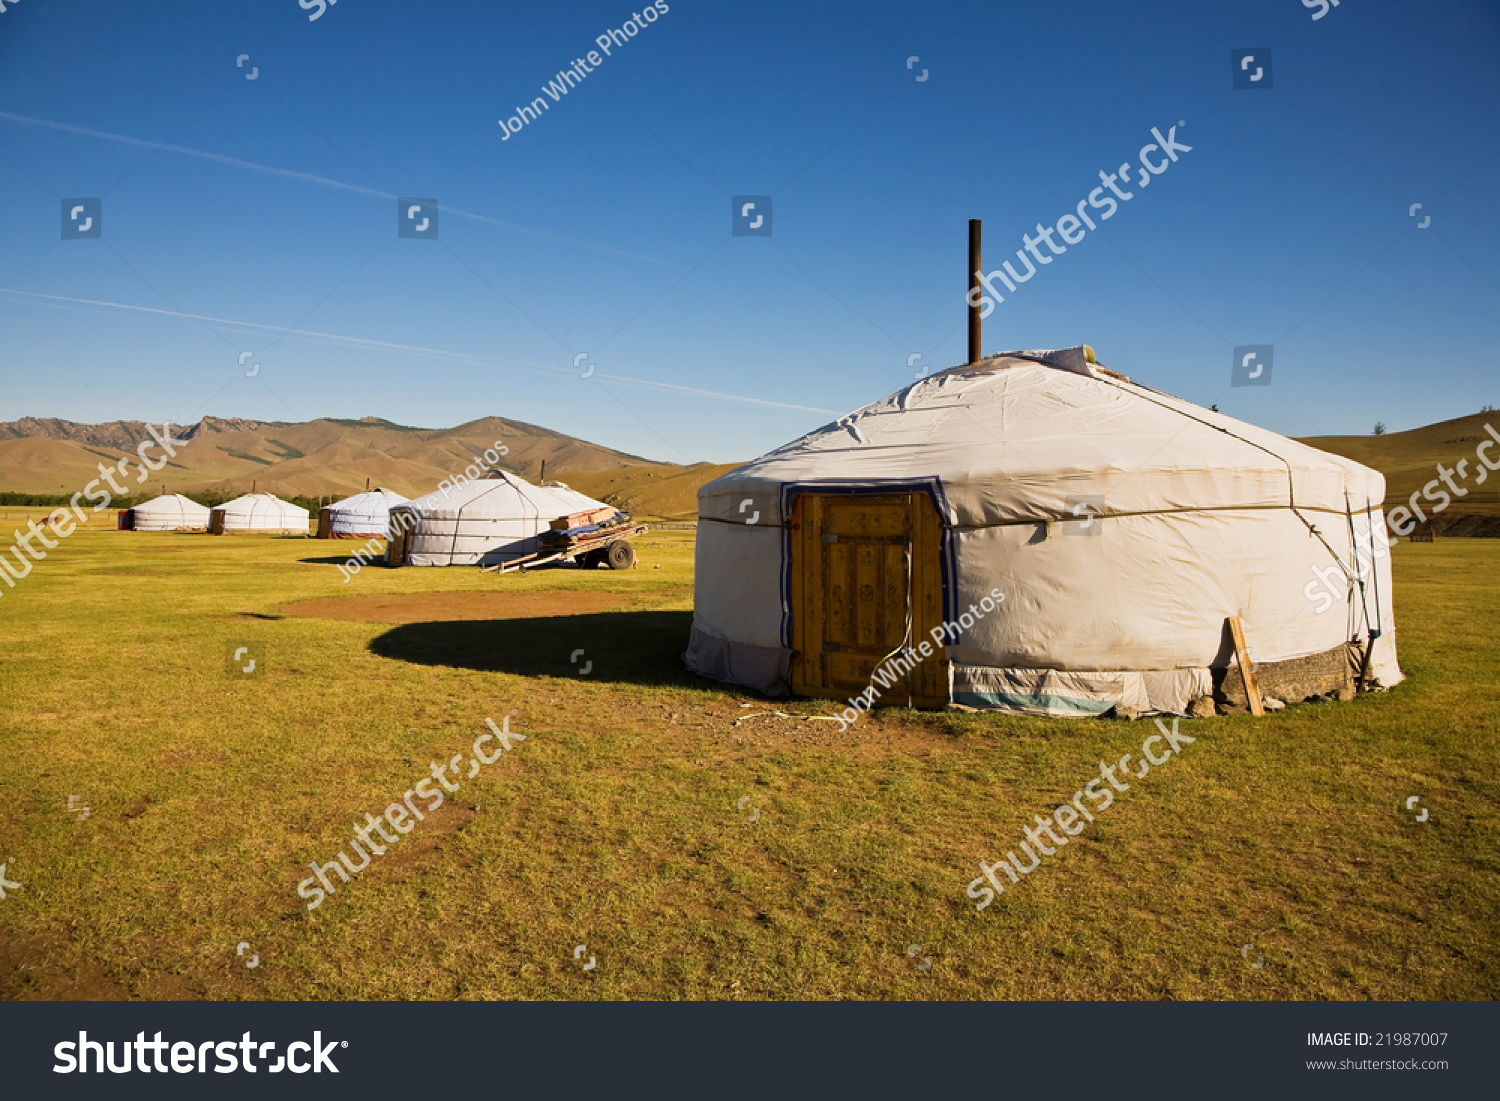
<box><xmin>968</xmin><ymin>219</ymin><xmax>982</xmax><ymax>364</ymax></box>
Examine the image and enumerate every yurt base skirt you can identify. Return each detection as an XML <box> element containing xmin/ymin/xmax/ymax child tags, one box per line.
<box><xmin>682</xmin><ymin>630</ymin><xmax>793</xmax><ymax>697</ymax></box>
<box><xmin>958</xmin><ymin>641</ymin><xmax>1366</xmax><ymax>716</ymax></box>
<box><xmin>953</xmin><ymin>666</ymin><xmax>1211</xmax><ymax>717</ymax></box>
<box><xmin>684</xmin><ymin>628</ymin><xmax>1376</xmax><ymax>717</ymax></box>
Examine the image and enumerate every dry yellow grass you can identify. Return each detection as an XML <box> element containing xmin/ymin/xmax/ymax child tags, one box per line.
<box><xmin>0</xmin><ymin>519</ymin><xmax>1495</xmax><ymax>1000</ymax></box>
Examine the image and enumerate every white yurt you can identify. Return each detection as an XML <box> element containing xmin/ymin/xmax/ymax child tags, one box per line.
<box><xmin>121</xmin><ymin>493</ymin><xmax>211</xmax><ymax>531</ymax></box>
<box><xmin>686</xmin><ymin>346</ymin><xmax>1401</xmax><ymax>717</ymax></box>
<box><xmin>318</xmin><ymin>488</ymin><xmax>409</xmax><ymax>538</ymax></box>
<box><xmin>209</xmin><ymin>492</ymin><xmax>310</xmax><ymax>534</ymax></box>
<box><xmin>387</xmin><ymin>472</ymin><xmax>616</xmax><ymax>566</ymax></box>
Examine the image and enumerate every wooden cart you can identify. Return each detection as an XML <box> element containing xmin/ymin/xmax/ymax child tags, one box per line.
<box><xmin>483</xmin><ymin>520</ymin><xmax>647</xmax><ymax>575</ymax></box>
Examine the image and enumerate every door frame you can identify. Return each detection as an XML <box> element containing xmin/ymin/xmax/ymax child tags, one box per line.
<box><xmin>781</xmin><ymin>478</ymin><xmax>955</xmax><ymax>708</ymax></box>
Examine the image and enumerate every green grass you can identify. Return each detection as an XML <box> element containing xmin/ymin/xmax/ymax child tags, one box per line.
<box><xmin>0</xmin><ymin>520</ymin><xmax>1496</xmax><ymax>1000</ymax></box>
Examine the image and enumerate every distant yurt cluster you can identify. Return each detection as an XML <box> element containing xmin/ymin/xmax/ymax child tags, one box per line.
<box><xmin>387</xmin><ymin>472</ymin><xmax>619</xmax><ymax>567</ymax></box>
<box><xmin>111</xmin><ymin>469</ymin><xmax>634</xmax><ymax>570</ymax></box>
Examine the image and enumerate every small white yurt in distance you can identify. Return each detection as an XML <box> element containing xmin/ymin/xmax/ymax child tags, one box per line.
<box><xmin>121</xmin><ymin>493</ymin><xmax>211</xmax><ymax>531</ymax></box>
<box><xmin>209</xmin><ymin>492</ymin><xmax>310</xmax><ymax>534</ymax></box>
<box><xmin>686</xmin><ymin>346</ymin><xmax>1401</xmax><ymax>717</ymax></box>
<box><xmin>388</xmin><ymin>472</ymin><xmax>614</xmax><ymax>566</ymax></box>
<box><xmin>318</xmin><ymin>488</ymin><xmax>409</xmax><ymax>538</ymax></box>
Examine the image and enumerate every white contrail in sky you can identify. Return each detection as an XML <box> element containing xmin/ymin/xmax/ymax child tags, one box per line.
<box><xmin>0</xmin><ymin>288</ymin><xmax>842</xmax><ymax>415</ymax></box>
<box><xmin>0</xmin><ymin>111</ymin><xmax>679</xmax><ymax>266</ymax></box>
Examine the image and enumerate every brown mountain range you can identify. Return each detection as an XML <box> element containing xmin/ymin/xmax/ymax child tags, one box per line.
<box><xmin>2</xmin><ymin>410</ymin><xmax>1495</xmax><ymax>530</ymax></box>
<box><xmin>0</xmin><ymin>415</ymin><xmax>628</xmax><ymax>487</ymax></box>
<box><xmin>0</xmin><ymin>413</ymin><xmax>739</xmax><ymax>520</ymax></box>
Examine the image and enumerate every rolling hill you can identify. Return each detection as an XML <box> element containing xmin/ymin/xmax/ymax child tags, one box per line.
<box><xmin>1299</xmin><ymin>412</ymin><xmax>1500</xmax><ymax>536</ymax></box>
<box><xmin>562</xmin><ymin>462</ymin><xmax>742</xmax><ymax>521</ymax></box>
<box><xmin>3</xmin><ymin>408</ymin><xmax>1495</xmax><ymax>530</ymax></box>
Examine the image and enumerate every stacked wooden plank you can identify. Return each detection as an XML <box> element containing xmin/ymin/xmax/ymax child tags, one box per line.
<box><xmin>539</xmin><ymin>513</ymin><xmax>641</xmax><ymax>554</ymax></box>
<box><xmin>549</xmin><ymin>506</ymin><xmax>617</xmax><ymax>531</ymax></box>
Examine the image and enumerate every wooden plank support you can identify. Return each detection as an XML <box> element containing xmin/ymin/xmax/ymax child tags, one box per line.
<box><xmin>1227</xmin><ymin>615</ymin><xmax>1265</xmax><ymax>717</ymax></box>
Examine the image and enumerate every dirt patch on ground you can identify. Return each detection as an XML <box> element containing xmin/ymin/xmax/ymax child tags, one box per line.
<box><xmin>281</xmin><ymin>590</ymin><xmax>632</xmax><ymax>624</ymax></box>
<box><xmin>0</xmin><ymin>932</ymin><xmax>203</xmax><ymax>1001</ymax></box>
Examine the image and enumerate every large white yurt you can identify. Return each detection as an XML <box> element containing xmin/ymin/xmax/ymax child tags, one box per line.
<box><xmin>686</xmin><ymin>346</ymin><xmax>1401</xmax><ymax>717</ymax></box>
<box><xmin>209</xmin><ymin>492</ymin><xmax>310</xmax><ymax>534</ymax></box>
<box><xmin>387</xmin><ymin>472</ymin><xmax>615</xmax><ymax>566</ymax></box>
<box><xmin>318</xmin><ymin>488</ymin><xmax>409</xmax><ymax>538</ymax></box>
<box><xmin>120</xmin><ymin>493</ymin><xmax>211</xmax><ymax>531</ymax></box>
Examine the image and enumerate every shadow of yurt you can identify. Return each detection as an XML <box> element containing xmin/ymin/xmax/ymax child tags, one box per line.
<box><xmin>368</xmin><ymin>610</ymin><xmax>701</xmax><ymax>688</ymax></box>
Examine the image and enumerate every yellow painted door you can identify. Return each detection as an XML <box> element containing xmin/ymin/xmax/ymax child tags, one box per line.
<box><xmin>789</xmin><ymin>493</ymin><xmax>948</xmax><ymax>708</ymax></box>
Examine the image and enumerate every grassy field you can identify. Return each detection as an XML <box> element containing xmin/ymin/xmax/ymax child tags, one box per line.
<box><xmin>0</xmin><ymin>514</ymin><xmax>1496</xmax><ymax>1001</ymax></box>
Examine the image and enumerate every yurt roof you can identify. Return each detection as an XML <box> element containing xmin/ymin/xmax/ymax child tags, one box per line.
<box><xmin>132</xmin><ymin>493</ymin><xmax>211</xmax><ymax>518</ymax></box>
<box><xmin>329</xmin><ymin>488</ymin><xmax>409</xmax><ymax>513</ymax></box>
<box><xmin>213</xmin><ymin>492</ymin><xmax>309</xmax><ymax>518</ymax></box>
<box><xmin>700</xmin><ymin>347</ymin><xmax>1384</xmax><ymax>527</ymax></box>
<box><xmin>397</xmin><ymin>472</ymin><xmax>608</xmax><ymax>521</ymax></box>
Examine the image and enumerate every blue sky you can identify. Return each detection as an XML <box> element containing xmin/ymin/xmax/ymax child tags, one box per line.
<box><xmin>0</xmin><ymin>0</ymin><xmax>1496</xmax><ymax>463</ymax></box>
